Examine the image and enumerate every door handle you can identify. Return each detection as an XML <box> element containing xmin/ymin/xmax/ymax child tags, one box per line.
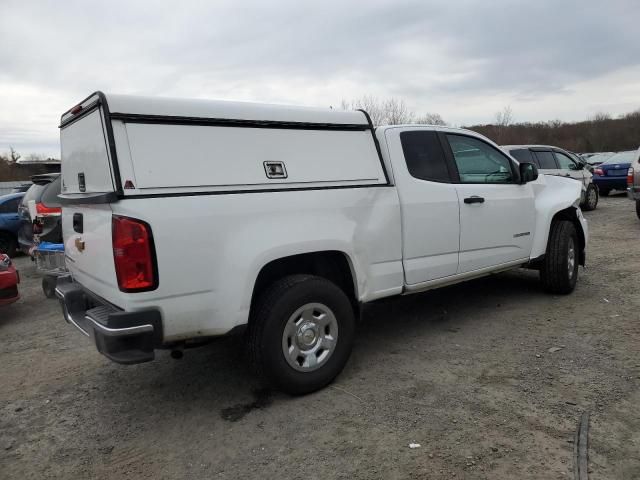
<box><xmin>464</xmin><ymin>196</ymin><xmax>485</xmax><ymax>204</ymax></box>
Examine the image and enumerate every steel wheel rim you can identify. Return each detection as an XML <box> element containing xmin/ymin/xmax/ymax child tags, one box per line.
<box><xmin>567</xmin><ymin>238</ymin><xmax>576</xmax><ymax>278</ymax></box>
<box><xmin>588</xmin><ymin>187</ymin><xmax>596</xmax><ymax>206</ymax></box>
<box><xmin>282</xmin><ymin>302</ymin><xmax>338</xmax><ymax>372</ymax></box>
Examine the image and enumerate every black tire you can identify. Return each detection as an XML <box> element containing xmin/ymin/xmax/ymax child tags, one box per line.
<box><xmin>581</xmin><ymin>184</ymin><xmax>598</xmax><ymax>211</ymax></box>
<box><xmin>540</xmin><ymin>220</ymin><xmax>579</xmax><ymax>294</ymax></box>
<box><xmin>0</xmin><ymin>232</ymin><xmax>17</xmax><ymax>257</ymax></box>
<box><xmin>636</xmin><ymin>200</ymin><xmax>640</xmax><ymax>220</ymax></box>
<box><xmin>42</xmin><ymin>276</ymin><xmax>57</xmax><ymax>299</ymax></box>
<box><xmin>599</xmin><ymin>188</ymin><xmax>610</xmax><ymax>197</ymax></box>
<box><xmin>247</xmin><ymin>274</ymin><xmax>355</xmax><ymax>395</ymax></box>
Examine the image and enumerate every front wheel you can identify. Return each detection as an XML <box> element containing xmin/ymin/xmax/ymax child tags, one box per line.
<box><xmin>540</xmin><ymin>220</ymin><xmax>579</xmax><ymax>294</ymax></box>
<box><xmin>636</xmin><ymin>199</ymin><xmax>640</xmax><ymax>220</ymax></box>
<box><xmin>599</xmin><ymin>188</ymin><xmax>610</xmax><ymax>197</ymax></box>
<box><xmin>581</xmin><ymin>184</ymin><xmax>598</xmax><ymax>211</ymax></box>
<box><xmin>247</xmin><ymin>274</ymin><xmax>355</xmax><ymax>395</ymax></box>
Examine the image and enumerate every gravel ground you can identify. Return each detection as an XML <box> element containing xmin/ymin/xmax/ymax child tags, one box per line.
<box><xmin>1</xmin><ymin>194</ymin><xmax>639</xmax><ymax>479</ymax></box>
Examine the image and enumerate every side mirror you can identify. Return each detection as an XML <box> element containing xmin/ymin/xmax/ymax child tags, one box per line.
<box><xmin>519</xmin><ymin>162</ymin><xmax>538</xmax><ymax>184</ymax></box>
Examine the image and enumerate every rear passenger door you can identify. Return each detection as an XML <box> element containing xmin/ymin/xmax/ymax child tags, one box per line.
<box><xmin>444</xmin><ymin>134</ymin><xmax>536</xmax><ymax>273</ymax></box>
<box><xmin>386</xmin><ymin>128</ymin><xmax>460</xmax><ymax>284</ymax></box>
<box><xmin>554</xmin><ymin>149</ymin><xmax>587</xmax><ymax>188</ymax></box>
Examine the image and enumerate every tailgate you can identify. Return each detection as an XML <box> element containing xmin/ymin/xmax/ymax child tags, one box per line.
<box><xmin>62</xmin><ymin>204</ymin><xmax>120</xmax><ymax>304</ymax></box>
<box><xmin>60</xmin><ymin>94</ymin><xmax>122</xmax><ymax>303</ymax></box>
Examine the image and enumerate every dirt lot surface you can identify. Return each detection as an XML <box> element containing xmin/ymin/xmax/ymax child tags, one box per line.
<box><xmin>1</xmin><ymin>194</ymin><xmax>639</xmax><ymax>479</ymax></box>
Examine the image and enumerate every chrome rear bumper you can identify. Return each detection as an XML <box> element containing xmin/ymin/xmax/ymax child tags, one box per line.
<box><xmin>55</xmin><ymin>276</ymin><xmax>162</xmax><ymax>364</ymax></box>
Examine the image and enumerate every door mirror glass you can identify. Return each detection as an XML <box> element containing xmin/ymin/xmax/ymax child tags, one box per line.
<box><xmin>519</xmin><ymin>162</ymin><xmax>538</xmax><ymax>183</ymax></box>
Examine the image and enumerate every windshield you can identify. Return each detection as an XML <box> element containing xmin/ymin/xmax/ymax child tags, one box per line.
<box><xmin>603</xmin><ymin>151</ymin><xmax>636</xmax><ymax>164</ymax></box>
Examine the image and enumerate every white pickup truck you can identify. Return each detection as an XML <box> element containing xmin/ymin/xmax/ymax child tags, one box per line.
<box><xmin>56</xmin><ymin>92</ymin><xmax>588</xmax><ymax>394</ymax></box>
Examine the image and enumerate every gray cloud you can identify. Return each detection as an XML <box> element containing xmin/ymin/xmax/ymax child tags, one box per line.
<box><xmin>1</xmin><ymin>0</ymin><xmax>639</xmax><ymax>156</ymax></box>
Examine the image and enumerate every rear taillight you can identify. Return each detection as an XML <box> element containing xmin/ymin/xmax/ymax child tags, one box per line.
<box><xmin>35</xmin><ymin>202</ymin><xmax>62</xmax><ymax>217</ymax></box>
<box><xmin>628</xmin><ymin>167</ymin><xmax>634</xmax><ymax>186</ymax></box>
<box><xmin>112</xmin><ymin>215</ymin><xmax>157</xmax><ymax>292</ymax></box>
<box><xmin>594</xmin><ymin>167</ymin><xmax>604</xmax><ymax>176</ymax></box>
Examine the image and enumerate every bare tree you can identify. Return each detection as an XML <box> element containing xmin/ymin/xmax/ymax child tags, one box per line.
<box><xmin>341</xmin><ymin>95</ymin><xmax>386</xmax><ymax>126</ymax></box>
<box><xmin>9</xmin><ymin>146</ymin><xmax>21</xmax><ymax>164</ymax></box>
<box><xmin>382</xmin><ymin>98</ymin><xmax>414</xmax><ymax>125</ymax></box>
<box><xmin>591</xmin><ymin>112</ymin><xmax>611</xmax><ymax>122</ymax></box>
<box><xmin>415</xmin><ymin>113</ymin><xmax>447</xmax><ymax>126</ymax></box>
<box><xmin>341</xmin><ymin>95</ymin><xmax>414</xmax><ymax>126</ymax></box>
<box><xmin>493</xmin><ymin>106</ymin><xmax>513</xmax><ymax>143</ymax></box>
<box><xmin>494</xmin><ymin>106</ymin><xmax>513</xmax><ymax>127</ymax></box>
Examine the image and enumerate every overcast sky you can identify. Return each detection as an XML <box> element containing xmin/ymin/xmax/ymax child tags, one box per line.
<box><xmin>1</xmin><ymin>0</ymin><xmax>639</xmax><ymax>157</ymax></box>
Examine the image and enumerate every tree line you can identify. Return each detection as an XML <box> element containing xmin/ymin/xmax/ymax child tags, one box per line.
<box><xmin>0</xmin><ymin>148</ymin><xmax>57</xmax><ymax>182</ymax></box>
<box><xmin>468</xmin><ymin>107</ymin><xmax>640</xmax><ymax>153</ymax></box>
<box><xmin>342</xmin><ymin>96</ymin><xmax>640</xmax><ymax>153</ymax></box>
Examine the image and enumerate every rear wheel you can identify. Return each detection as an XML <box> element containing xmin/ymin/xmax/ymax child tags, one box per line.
<box><xmin>247</xmin><ymin>274</ymin><xmax>355</xmax><ymax>395</ymax></box>
<box><xmin>581</xmin><ymin>184</ymin><xmax>598</xmax><ymax>211</ymax></box>
<box><xmin>540</xmin><ymin>220</ymin><xmax>579</xmax><ymax>294</ymax></box>
<box><xmin>636</xmin><ymin>200</ymin><xmax>640</xmax><ymax>220</ymax></box>
<box><xmin>0</xmin><ymin>232</ymin><xmax>17</xmax><ymax>257</ymax></box>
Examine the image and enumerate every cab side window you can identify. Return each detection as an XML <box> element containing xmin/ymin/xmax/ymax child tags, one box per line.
<box><xmin>446</xmin><ymin>134</ymin><xmax>515</xmax><ymax>184</ymax></box>
<box><xmin>555</xmin><ymin>151</ymin><xmax>579</xmax><ymax>170</ymax></box>
<box><xmin>400</xmin><ymin>131</ymin><xmax>452</xmax><ymax>182</ymax></box>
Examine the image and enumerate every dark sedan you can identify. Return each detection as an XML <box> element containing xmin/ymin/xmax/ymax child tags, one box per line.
<box><xmin>593</xmin><ymin>151</ymin><xmax>635</xmax><ymax>196</ymax></box>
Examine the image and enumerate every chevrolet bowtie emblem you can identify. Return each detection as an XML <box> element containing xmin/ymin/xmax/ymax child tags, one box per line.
<box><xmin>75</xmin><ymin>237</ymin><xmax>85</xmax><ymax>252</ymax></box>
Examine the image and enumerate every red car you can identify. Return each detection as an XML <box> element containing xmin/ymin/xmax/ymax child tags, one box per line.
<box><xmin>0</xmin><ymin>254</ymin><xmax>20</xmax><ymax>305</ymax></box>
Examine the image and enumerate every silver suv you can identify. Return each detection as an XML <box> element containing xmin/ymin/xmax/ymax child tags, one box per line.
<box><xmin>626</xmin><ymin>148</ymin><xmax>640</xmax><ymax>219</ymax></box>
<box><xmin>503</xmin><ymin>145</ymin><xmax>598</xmax><ymax>211</ymax></box>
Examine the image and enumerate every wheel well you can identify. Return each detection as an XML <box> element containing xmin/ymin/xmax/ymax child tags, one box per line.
<box><xmin>552</xmin><ymin>207</ymin><xmax>586</xmax><ymax>265</ymax></box>
<box><xmin>250</xmin><ymin>251</ymin><xmax>357</xmax><ymax>314</ymax></box>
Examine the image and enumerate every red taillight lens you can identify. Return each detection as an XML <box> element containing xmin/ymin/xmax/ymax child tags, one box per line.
<box><xmin>628</xmin><ymin>167</ymin><xmax>634</xmax><ymax>185</ymax></box>
<box><xmin>112</xmin><ymin>215</ymin><xmax>157</xmax><ymax>292</ymax></box>
<box><xmin>35</xmin><ymin>202</ymin><xmax>62</xmax><ymax>217</ymax></box>
<box><xmin>594</xmin><ymin>167</ymin><xmax>604</xmax><ymax>176</ymax></box>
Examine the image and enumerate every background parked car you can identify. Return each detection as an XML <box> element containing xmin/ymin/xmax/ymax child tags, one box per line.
<box><xmin>593</xmin><ymin>150</ymin><xmax>637</xmax><ymax>196</ymax></box>
<box><xmin>0</xmin><ymin>253</ymin><xmax>20</xmax><ymax>305</ymax></box>
<box><xmin>585</xmin><ymin>152</ymin><xmax>615</xmax><ymax>167</ymax></box>
<box><xmin>0</xmin><ymin>192</ymin><xmax>25</xmax><ymax>256</ymax></box>
<box><xmin>10</xmin><ymin>183</ymin><xmax>33</xmax><ymax>194</ymax></box>
<box><xmin>503</xmin><ymin>144</ymin><xmax>598</xmax><ymax>210</ymax></box>
<box><xmin>18</xmin><ymin>173</ymin><xmax>62</xmax><ymax>255</ymax></box>
<box><xmin>625</xmin><ymin>148</ymin><xmax>640</xmax><ymax>218</ymax></box>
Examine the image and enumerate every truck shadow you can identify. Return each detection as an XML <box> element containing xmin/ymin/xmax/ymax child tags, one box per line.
<box><xmin>91</xmin><ymin>267</ymin><xmax>545</xmax><ymax>423</ymax></box>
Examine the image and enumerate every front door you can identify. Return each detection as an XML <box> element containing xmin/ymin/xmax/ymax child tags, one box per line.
<box><xmin>443</xmin><ymin>133</ymin><xmax>536</xmax><ymax>273</ymax></box>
